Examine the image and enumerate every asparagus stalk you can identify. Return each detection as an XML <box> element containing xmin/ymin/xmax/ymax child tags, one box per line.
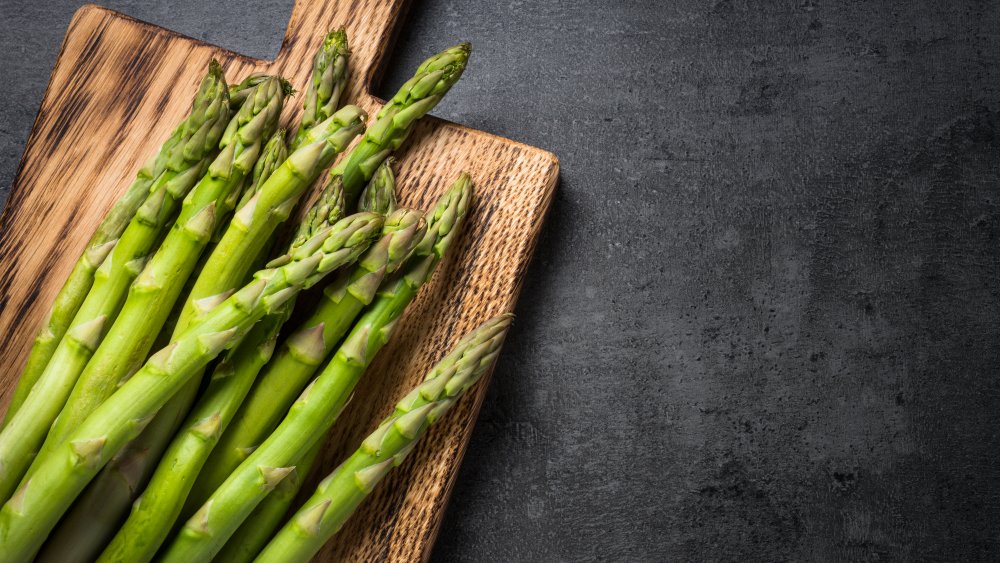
<box><xmin>0</xmin><ymin>213</ymin><xmax>383</xmax><ymax>562</ymax></box>
<box><xmin>227</xmin><ymin>129</ymin><xmax>291</xmax><ymax>244</ymax></box>
<box><xmin>256</xmin><ymin>315</ymin><xmax>511</xmax><ymax>563</ymax></box>
<box><xmin>219</xmin><ymin>175</ymin><xmax>474</xmax><ymax>556</ymax></box>
<box><xmin>4</xmin><ymin>129</ymin><xmax>179</xmax><ymax>425</ymax></box>
<box><xmin>188</xmin><ymin>200</ymin><xmax>415</xmax><ymax>512</ymax></box>
<box><xmin>0</xmin><ymin>63</ymin><xmax>231</xmax><ymax>501</ymax></box>
<box><xmin>174</xmin><ymin>103</ymin><xmax>366</xmax><ymax>333</ymax></box>
<box><xmin>32</xmin><ymin>75</ymin><xmax>289</xmax><ymax>467</ymax></box>
<box><xmin>293</xmin><ymin>28</ymin><xmax>350</xmax><ymax>149</ymax></box>
<box><xmin>34</xmin><ymin>106</ymin><xmax>293</xmax><ymax>563</ymax></box>
<box><xmin>152</xmin><ymin>129</ymin><xmax>290</xmax><ymax>350</ymax></box>
<box><xmin>96</xmin><ymin>107</ymin><xmax>365</xmax><ymax>539</ymax></box>
<box><xmin>357</xmin><ymin>157</ymin><xmax>398</xmax><ymax>215</ymax></box>
<box><xmin>188</xmin><ymin>174</ymin><xmax>467</xmax><ymax>514</ymax></box>
<box><xmin>94</xmin><ymin>178</ymin><xmax>350</xmax><ymax>563</ymax></box>
<box><xmin>160</xmin><ymin>175</ymin><xmax>474</xmax><ymax>561</ymax></box>
<box><xmin>330</xmin><ymin>42</ymin><xmax>470</xmax><ymax>207</ymax></box>
<box><xmin>71</xmin><ymin>97</ymin><xmax>364</xmax><ymax>560</ymax></box>
<box><xmin>214</xmin><ymin>440</ymin><xmax>323</xmax><ymax>563</ymax></box>
<box><xmin>123</xmin><ymin>104</ymin><xmax>366</xmax><ymax>483</ymax></box>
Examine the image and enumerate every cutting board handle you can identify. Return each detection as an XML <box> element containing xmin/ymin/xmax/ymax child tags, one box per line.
<box><xmin>274</xmin><ymin>0</ymin><xmax>410</xmax><ymax>99</ymax></box>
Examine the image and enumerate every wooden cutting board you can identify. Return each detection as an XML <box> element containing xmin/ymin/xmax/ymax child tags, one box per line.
<box><xmin>0</xmin><ymin>0</ymin><xmax>557</xmax><ymax>560</ymax></box>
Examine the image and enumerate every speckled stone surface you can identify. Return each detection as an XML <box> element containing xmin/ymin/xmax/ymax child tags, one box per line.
<box><xmin>2</xmin><ymin>1</ymin><xmax>1000</xmax><ymax>561</ymax></box>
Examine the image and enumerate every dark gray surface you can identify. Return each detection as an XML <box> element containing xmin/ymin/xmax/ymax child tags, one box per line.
<box><xmin>2</xmin><ymin>1</ymin><xmax>1000</xmax><ymax>561</ymax></box>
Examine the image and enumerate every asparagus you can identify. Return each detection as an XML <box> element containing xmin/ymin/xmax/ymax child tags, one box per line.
<box><xmin>0</xmin><ymin>213</ymin><xmax>383</xmax><ymax>562</ymax></box>
<box><xmin>159</xmin><ymin>175</ymin><xmax>472</xmax><ymax>560</ymax></box>
<box><xmin>214</xmin><ymin>440</ymin><xmax>323</xmax><ymax>563</ymax></box>
<box><xmin>98</xmin><ymin>107</ymin><xmax>365</xmax><ymax>538</ymax></box>
<box><xmin>174</xmin><ymin>103</ymin><xmax>366</xmax><ymax>333</ymax></box>
<box><xmin>227</xmin><ymin>129</ymin><xmax>290</xmax><ymax>244</ymax></box>
<box><xmin>293</xmin><ymin>28</ymin><xmax>350</xmax><ymax>149</ymax></box>
<box><xmin>0</xmin><ymin>63</ymin><xmax>231</xmax><ymax>501</ymax></box>
<box><xmin>330</xmin><ymin>42</ymin><xmax>470</xmax><ymax>207</ymax></box>
<box><xmin>151</xmin><ymin>129</ymin><xmax>289</xmax><ymax>350</ymax></box>
<box><xmin>188</xmin><ymin>174</ymin><xmax>467</xmax><ymax>514</ymax></box>
<box><xmin>33</xmin><ymin>75</ymin><xmax>288</xmax><ymax>467</ymax></box>
<box><xmin>69</xmin><ymin>93</ymin><xmax>364</xmax><ymax>560</ymax></box>
<box><xmin>256</xmin><ymin>315</ymin><xmax>511</xmax><ymax>563</ymax></box>
<box><xmin>357</xmin><ymin>157</ymin><xmax>398</xmax><ymax>215</ymax></box>
<box><xmin>4</xmin><ymin>131</ymin><xmax>178</xmax><ymax>425</ymax></box>
<box><xmin>35</xmin><ymin>100</ymin><xmax>293</xmax><ymax>563</ymax></box>
<box><xmin>95</xmin><ymin>178</ymin><xmax>350</xmax><ymax>563</ymax></box>
<box><xmin>106</xmin><ymin>104</ymin><xmax>366</xmax><ymax>513</ymax></box>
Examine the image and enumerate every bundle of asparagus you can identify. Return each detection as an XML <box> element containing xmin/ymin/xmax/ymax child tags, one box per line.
<box><xmin>0</xmin><ymin>25</ymin><xmax>507</xmax><ymax>563</ymax></box>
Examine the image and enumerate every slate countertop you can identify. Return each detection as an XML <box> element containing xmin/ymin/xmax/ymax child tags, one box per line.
<box><xmin>2</xmin><ymin>1</ymin><xmax>999</xmax><ymax>560</ymax></box>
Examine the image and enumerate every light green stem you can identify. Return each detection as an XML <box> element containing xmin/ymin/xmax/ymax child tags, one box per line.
<box><xmin>255</xmin><ymin>314</ymin><xmax>511</xmax><ymax>563</ymax></box>
<box><xmin>0</xmin><ymin>213</ymin><xmax>382</xmax><ymax>562</ymax></box>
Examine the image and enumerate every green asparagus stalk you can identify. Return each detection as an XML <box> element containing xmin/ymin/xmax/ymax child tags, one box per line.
<box><xmin>33</xmin><ymin>89</ymin><xmax>292</xmax><ymax>563</ymax></box>
<box><xmin>32</xmin><ymin>75</ymin><xmax>288</xmax><ymax>469</ymax></box>
<box><xmin>117</xmin><ymin>105</ymin><xmax>367</xmax><ymax>503</ymax></box>
<box><xmin>100</xmin><ymin>109</ymin><xmax>365</xmax><ymax>544</ymax></box>
<box><xmin>186</xmin><ymin>202</ymin><xmax>424</xmax><ymax>513</ymax></box>
<box><xmin>174</xmin><ymin>103</ymin><xmax>367</xmax><ymax>334</ymax></box>
<box><xmin>331</xmin><ymin>42</ymin><xmax>470</xmax><ymax>207</ymax></box>
<box><xmin>3</xmin><ymin>129</ymin><xmax>180</xmax><ymax>425</ymax></box>
<box><xmin>60</xmin><ymin>111</ymin><xmax>363</xmax><ymax>559</ymax></box>
<box><xmin>186</xmin><ymin>172</ymin><xmax>464</xmax><ymax>513</ymax></box>
<box><xmin>357</xmin><ymin>157</ymin><xmax>398</xmax><ymax>214</ymax></box>
<box><xmin>0</xmin><ymin>213</ymin><xmax>383</xmax><ymax>562</ymax></box>
<box><xmin>227</xmin><ymin>129</ymin><xmax>290</xmax><ymax>243</ymax></box>
<box><xmin>159</xmin><ymin>176</ymin><xmax>472</xmax><ymax>561</ymax></box>
<box><xmin>94</xmin><ymin>178</ymin><xmax>349</xmax><ymax>563</ymax></box>
<box><xmin>293</xmin><ymin>28</ymin><xmax>350</xmax><ymax>149</ymax></box>
<box><xmin>152</xmin><ymin>129</ymin><xmax>290</xmax><ymax>351</ymax></box>
<box><xmin>208</xmin><ymin>175</ymin><xmax>473</xmax><ymax>555</ymax></box>
<box><xmin>214</xmin><ymin>440</ymin><xmax>323</xmax><ymax>563</ymax></box>
<box><xmin>256</xmin><ymin>315</ymin><xmax>511</xmax><ymax>563</ymax></box>
<box><xmin>0</xmin><ymin>63</ymin><xmax>231</xmax><ymax>502</ymax></box>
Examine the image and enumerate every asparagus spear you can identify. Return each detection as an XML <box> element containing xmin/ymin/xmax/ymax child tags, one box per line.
<box><xmin>73</xmin><ymin>72</ymin><xmax>364</xmax><ymax>556</ymax></box>
<box><xmin>33</xmin><ymin>98</ymin><xmax>293</xmax><ymax>563</ymax></box>
<box><xmin>93</xmin><ymin>179</ymin><xmax>351</xmax><ymax>563</ymax></box>
<box><xmin>32</xmin><ymin>75</ymin><xmax>289</xmax><ymax>468</ymax></box>
<box><xmin>293</xmin><ymin>28</ymin><xmax>350</xmax><ymax>149</ymax></box>
<box><xmin>0</xmin><ymin>63</ymin><xmax>231</xmax><ymax>501</ymax></box>
<box><xmin>91</xmin><ymin>107</ymin><xmax>366</xmax><ymax>539</ymax></box>
<box><xmin>227</xmin><ymin>129</ymin><xmax>290</xmax><ymax>244</ymax></box>
<box><xmin>256</xmin><ymin>315</ymin><xmax>511</xmax><ymax>563</ymax></box>
<box><xmin>214</xmin><ymin>440</ymin><xmax>323</xmax><ymax>563</ymax></box>
<box><xmin>357</xmin><ymin>157</ymin><xmax>398</xmax><ymax>215</ymax></box>
<box><xmin>4</xmin><ymin>130</ymin><xmax>179</xmax><ymax>425</ymax></box>
<box><xmin>151</xmin><ymin>128</ymin><xmax>290</xmax><ymax>352</ymax></box>
<box><xmin>174</xmin><ymin>103</ymin><xmax>366</xmax><ymax>333</ymax></box>
<box><xmin>330</xmin><ymin>42</ymin><xmax>470</xmax><ymax>207</ymax></box>
<box><xmin>159</xmin><ymin>176</ymin><xmax>472</xmax><ymax>561</ymax></box>
<box><xmin>123</xmin><ymin>104</ymin><xmax>366</xmax><ymax>480</ymax></box>
<box><xmin>0</xmin><ymin>213</ymin><xmax>383</xmax><ymax>562</ymax></box>
<box><xmin>187</xmin><ymin>174</ymin><xmax>468</xmax><ymax>513</ymax></box>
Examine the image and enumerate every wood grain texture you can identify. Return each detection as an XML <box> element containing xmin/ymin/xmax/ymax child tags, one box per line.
<box><xmin>0</xmin><ymin>1</ymin><xmax>557</xmax><ymax>560</ymax></box>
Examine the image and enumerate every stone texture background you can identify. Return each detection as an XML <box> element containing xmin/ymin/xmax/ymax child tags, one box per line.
<box><xmin>2</xmin><ymin>1</ymin><xmax>1000</xmax><ymax>561</ymax></box>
